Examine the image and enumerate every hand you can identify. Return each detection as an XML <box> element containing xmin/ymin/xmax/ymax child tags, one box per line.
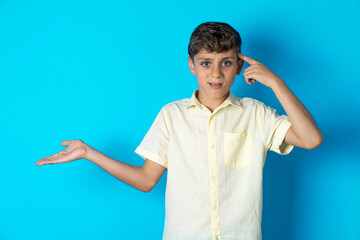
<box><xmin>238</xmin><ymin>53</ymin><xmax>282</xmax><ymax>88</ymax></box>
<box><xmin>36</xmin><ymin>140</ymin><xmax>87</xmax><ymax>166</ymax></box>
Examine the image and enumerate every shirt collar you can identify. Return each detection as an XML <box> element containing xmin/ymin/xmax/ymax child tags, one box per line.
<box><xmin>181</xmin><ymin>89</ymin><xmax>242</xmax><ymax>110</ymax></box>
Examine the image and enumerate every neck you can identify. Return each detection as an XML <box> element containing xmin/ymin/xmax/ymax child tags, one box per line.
<box><xmin>196</xmin><ymin>91</ymin><xmax>229</xmax><ymax>113</ymax></box>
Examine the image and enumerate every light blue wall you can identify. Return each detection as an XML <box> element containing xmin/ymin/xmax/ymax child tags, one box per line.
<box><xmin>0</xmin><ymin>0</ymin><xmax>359</xmax><ymax>239</ymax></box>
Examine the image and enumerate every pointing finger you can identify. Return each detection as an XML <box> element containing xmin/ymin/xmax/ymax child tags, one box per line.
<box><xmin>238</xmin><ymin>53</ymin><xmax>258</xmax><ymax>65</ymax></box>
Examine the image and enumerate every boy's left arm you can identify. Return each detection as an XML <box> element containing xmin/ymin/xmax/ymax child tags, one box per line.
<box><xmin>238</xmin><ymin>53</ymin><xmax>323</xmax><ymax>149</ymax></box>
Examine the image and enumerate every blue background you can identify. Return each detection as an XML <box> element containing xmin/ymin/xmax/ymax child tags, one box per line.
<box><xmin>1</xmin><ymin>0</ymin><xmax>359</xmax><ymax>239</ymax></box>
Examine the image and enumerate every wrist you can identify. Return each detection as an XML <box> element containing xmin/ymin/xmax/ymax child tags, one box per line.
<box><xmin>270</xmin><ymin>76</ymin><xmax>286</xmax><ymax>91</ymax></box>
<box><xmin>83</xmin><ymin>142</ymin><xmax>94</xmax><ymax>160</ymax></box>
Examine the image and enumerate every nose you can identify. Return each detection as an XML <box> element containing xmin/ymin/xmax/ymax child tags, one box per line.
<box><xmin>212</xmin><ymin>65</ymin><xmax>223</xmax><ymax>78</ymax></box>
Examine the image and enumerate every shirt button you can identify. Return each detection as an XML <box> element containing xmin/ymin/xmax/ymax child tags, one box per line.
<box><xmin>213</xmin><ymin>205</ymin><xmax>217</xmax><ymax>210</ymax></box>
<box><xmin>211</xmin><ymin>144</ymin><xmax>215</xmax><ymax>149</ymax></box>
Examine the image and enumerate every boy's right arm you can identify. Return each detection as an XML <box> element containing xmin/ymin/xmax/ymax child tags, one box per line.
<box><xmin>36</xmin><ymin>140</ymin><xmax>166</xmax><ymax>192</ymax></box>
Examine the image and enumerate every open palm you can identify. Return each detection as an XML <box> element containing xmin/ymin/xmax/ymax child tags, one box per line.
<box><xmin>36</xmin><ymin>140</ymin><xmax>86</xmax><ymax>166</ymax></box>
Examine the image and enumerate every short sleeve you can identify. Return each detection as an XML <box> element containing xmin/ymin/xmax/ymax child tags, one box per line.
<box><xmin>256</xmin><ymin>103</ymin><xmax>294</xmax><ymax>155</ymax></box>
<box><xmin>135</xmin><ymin>107</ymin><xmax>169</xmax><ymax>168</ymax></box>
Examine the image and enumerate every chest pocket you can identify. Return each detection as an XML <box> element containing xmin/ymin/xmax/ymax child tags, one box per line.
<box><xmin>224</xmin><ymin>132</ymin><xmax>254</xmax><ymax>169</ymax></box>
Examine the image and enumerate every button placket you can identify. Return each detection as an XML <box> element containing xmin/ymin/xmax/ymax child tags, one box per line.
<box><xmin>207</xmin><ymin>115</ymin><xmax>221</xmax><ymax>240</ymax></box>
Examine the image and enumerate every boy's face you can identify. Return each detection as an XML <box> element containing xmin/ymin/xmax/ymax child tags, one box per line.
<box><xmin>188</xmin><ymin>49</ymin><xmax>243</xmax><ymax>105</ymax></box>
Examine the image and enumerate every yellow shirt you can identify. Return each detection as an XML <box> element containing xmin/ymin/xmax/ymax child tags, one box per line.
<box><xmin>135</xmin><ymin>89</ymin><xmax>293</xmax><ymax>240</ymax></box>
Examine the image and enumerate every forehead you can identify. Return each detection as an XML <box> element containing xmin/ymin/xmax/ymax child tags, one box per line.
<box><xmin>194</xmin><ymin>49</ymin><xmax>238</xmax><ymax>60</ymax></box>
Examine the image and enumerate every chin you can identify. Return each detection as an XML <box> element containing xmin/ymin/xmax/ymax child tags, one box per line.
<box><xmin>210</xmin><ymin>90</ymin><xmax>229</xmax><ymax>98</ymax></box>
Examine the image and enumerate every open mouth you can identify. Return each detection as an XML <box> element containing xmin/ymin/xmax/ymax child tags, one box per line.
<box><xmin>209</xmin><ymin>82</ymin><xmax>223</xmax><ymax>88</ymax></box>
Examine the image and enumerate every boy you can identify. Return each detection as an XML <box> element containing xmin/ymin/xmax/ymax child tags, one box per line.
<box><xmin>37</xmin><ymin>22</ymin><xmax>323</xmax><ymax>240</ymax></box>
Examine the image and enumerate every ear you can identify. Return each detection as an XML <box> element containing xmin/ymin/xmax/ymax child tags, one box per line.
<box><xmin>236</xmin><ymin>59</ymin><xmax>244</xmax><ymax>75</ymax></box>
<box><xmin>188</xmin><ymin>56</ymin><xmax>196</xmax><ymax>75</ymax></box>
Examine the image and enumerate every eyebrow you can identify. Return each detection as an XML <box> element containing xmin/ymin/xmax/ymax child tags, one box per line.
<box><xmin>197</xmin><ymin>57</ymin><xmax>236</xmax><ymax>61</ymax></box>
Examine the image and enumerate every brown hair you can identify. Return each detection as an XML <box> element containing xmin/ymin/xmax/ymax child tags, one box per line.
<box><xmin>188</xmin><ymin>22</ymin><xmax>242</xmax><ymax>60</ymax></box>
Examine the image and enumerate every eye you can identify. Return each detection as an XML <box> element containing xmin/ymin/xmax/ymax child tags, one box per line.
<box><xmin>222</xmin><ymin>61</ymin><xmax>232</xmax><ymax>67</ymax></box>
<box><xmin>201</xmin><ymin>62</ymin><xmax>210</xmax><ymax>67</ymax></box>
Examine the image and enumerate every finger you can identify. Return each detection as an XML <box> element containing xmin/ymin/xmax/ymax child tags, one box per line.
<box><xmin>62</xmin><ymin>140</ymin><xmax>71</xmax><ymax>146</ymax></box>
<box><xmin>238</xmin><ymin>53</ymin><xmax>258</xmax><ymax>65</ymax></box>
<box><xmin>37</xmin><ymin>159</ymin><xmax>50</xmax><ymax>166</ymax></box>
<box><xmin>36</xmin><ymin>149</ymin><xmax>67</xmax><ymax>166</ymax></box>
<box><xmin>37</xmin><ymin>155</ymin><xmax>56</xmax><ymax>165</ymax></box>
<box><xmin>45</xmin><ymin>150</ymin><xmax>65</xmax><ymax>159</ymax></box>
<box><xmin>244</xmin><ymin>63</ymin><xmax>263</xmax><ymax>73</ymax></box>
<box><xmin>247</xmin><ymin>78</ymin><xmax>256</xmax><ymax>85</ymax></box>
<box><xmin>37</xmin><ymin>155</ymin><xmax>66</xmax><ymax>166</ymax></box>
<box><xmin>246</xmin><ymin>78</ymin><xmax>253</xmax><ymax>85</ymax></box>
<box><xmin>36</xmin><ymin>159</ymin><xmax>44</xmax><ymax>166</ymax></box>
<box><xmin>243</xmin><ymin>71</ymin><xmax>256</xmax><ymax>83</ymax></box>
<box><xmin>243</xmin><ymin>69</ymin><xmax>255</xmax><ymax>75</ymax></box>
<box><xmin>243</xmin><ymin>65</ymin><xmax>256</xmax><ymax>73</ymax></box>
<box><xmin>37</xmin><ymin>157</ymin><xmax>53</xmax><ymax>166</ymax></box>
<box><xmin>244</xmin><ymin>76</ymin><xmax>252</xmax><ymax>85</ymax></box>
<box><xmin>37</xmin><ymin>159</ymin><xmax>57</xmax><ymax>166</ymax></box>
<box><xmin>244</xmin><ymin>73</ymin><xmax>256</xmax><ymax>85</ymax></box>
